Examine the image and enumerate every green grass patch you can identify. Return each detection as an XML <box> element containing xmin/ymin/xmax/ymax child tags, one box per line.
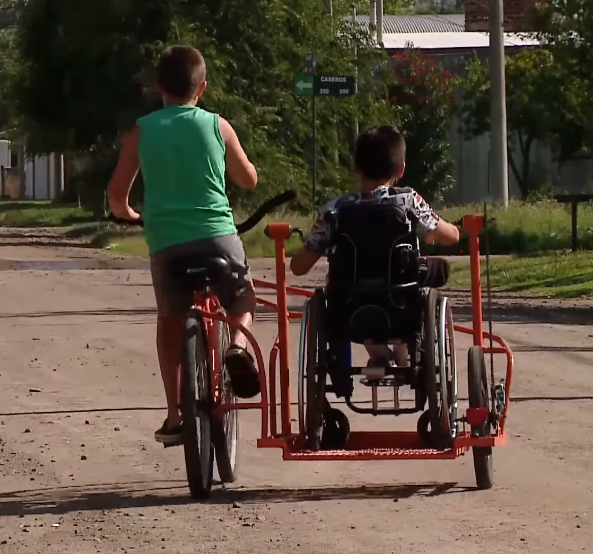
<box><xmin>0</xmin><ymin>200</ymin><xmax>93</xmax><ymax>227</ymax></box>
<box><xmin>5</xmin><ymin>198</ymin><xmax>593</xmax><ymax>257</ymax></box>
<box><xmin>449</xmin><ymin>251</ymin><xmax>593</xmax><ymax>298</ymax></box>
<box><xmin>431</xmin><ymin>200</ymin><xmax>593</xmax><ymax>256</ymax></box>
<box><xmin>69</xmin><ymin>209</ymin><xmax>593</xmax><ymax>298</ymax></box>
<box><xmin>7</xmin><ymin>198</ymin><xmax>593</xmax><ymax>298</ymax></box>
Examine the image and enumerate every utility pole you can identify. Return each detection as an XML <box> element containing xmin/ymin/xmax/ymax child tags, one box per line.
<box><xmin>17</xmin><ymin>141</ymin><xmax>26</xmax><ymax>198</ymax></box>
<box><xmin>377</xmin><ymin>0</ymin><xmax>384</xmax><ymax>45</ymax></box>
<box><xmin>489</xmin><ymin>0</ymin><xmax>509</xmax><ymax>207</ymax></box>
<box><xmin>353</xmin><ymin>4</ymin><xmax>359</xmax><ymax>139</ymax></box>
<box><xmin>370</xmin><ymin>0</ymin><xmax>377</xmax><ymax>38</ymax></box>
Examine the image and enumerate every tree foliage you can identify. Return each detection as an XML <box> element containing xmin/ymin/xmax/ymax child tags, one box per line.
<box><xmin>0</xmin><ymin>0</ymin><xmax>16</xmax><ymax>133</ymax></box>
<box><xmin>389</xmin><ymin>49</ymin><xmax>458</xmax><ymax>200</ymax></box>
<box><xmin>4</xmin><ymin>0</ymin><xmax>457</xmax><ymax>209</ymax></box>
<box><xmin>535</xmin><ymin>0</ymin><xmax>593</xmax><ymax>133</ymax></box>
<box><xmin>461</xmin><ymin>48</ymin><xmax>588</xmax><ymax>198</ymax></box>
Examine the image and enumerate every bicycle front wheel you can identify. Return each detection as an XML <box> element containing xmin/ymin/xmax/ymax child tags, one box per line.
<box><xmin>181</xmin><ymin>309</ymin><xmax>214</xmax><ymax>499</ymax></box>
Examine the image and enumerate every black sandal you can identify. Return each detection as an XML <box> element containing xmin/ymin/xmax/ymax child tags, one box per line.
<box><xmin>224</xmin><ymin>345</ymin><xmax>261</xmax><ymax>399</ymax></box>
<box><xmin>154</xmin><ymin>418</ymin><xmax>183</xmax><ymax>446</ymax></box>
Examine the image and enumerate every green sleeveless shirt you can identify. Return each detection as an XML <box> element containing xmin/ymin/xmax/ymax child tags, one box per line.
<box><xmin>137</xmin><ymin>104</ymin><xmax>235</xmax><ymax>254</ymax></box>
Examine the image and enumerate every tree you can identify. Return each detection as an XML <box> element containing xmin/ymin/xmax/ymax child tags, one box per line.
<box><xmin>388</xmin><ymin>48</ymin><xmax>458</xmax><ymax>200</ymax></box>
<box><xmin>0</xmin><ymin>0</ymin><xmax>16</xmax><ymax>133</ymax></box>
<box><xmin>535</xmin><ymin>1</ymin><xmax>593</xmax><ymax>134</ymax></box>
<box><xmin>461</xmin><ymin>48</ymin><xmax>588</xmax><ymax>198</ymax></box>
<box><xmin>352</xmin><ymin>0</ymin><xmax>414</xmax><ymax>14</ymax></box>
<box><xmin>5</xmin><ymin>0</ymin><xmax>395</xmax><ymax>210</ymax></box>
<box><xmin>7</xmin><ymin>0</ymin><xmax>175</xmax><ymax>154</ymax></box>
<box><xmin>4</xmin><ymin>0</ymin><xmax>456</xmax><ymax>212</ymax></box>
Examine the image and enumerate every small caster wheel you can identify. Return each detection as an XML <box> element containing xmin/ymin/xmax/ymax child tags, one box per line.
<box><xmin>417</xmin><ymin>410</ymin><xmax>432</xmax><ymax>446</ymax></box>
<box><xmin>321</xmin><ymin>408</ymin><xmax>350</xmax><ymax>450</ymax></box>
<box><xmin>417</xmin><ymin>409</ymin><xmax>448</xmax><ymax>450</ymax></box>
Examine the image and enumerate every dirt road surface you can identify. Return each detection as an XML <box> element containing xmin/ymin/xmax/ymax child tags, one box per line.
<box><xmin>0</xmin><ymin>229</ymin><xmax>592</xmax><ymax>553</ymax></box>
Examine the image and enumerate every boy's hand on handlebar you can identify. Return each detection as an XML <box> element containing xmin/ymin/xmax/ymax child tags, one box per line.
<box><xmin>107</xmin><ymin>210</ymin><xmax>144</xmax><ymax>227</ymax></box>
<box><xmin>112</xmin><ymin>206</ymin><xmax>141</xmax><ymax>222</ymax></box>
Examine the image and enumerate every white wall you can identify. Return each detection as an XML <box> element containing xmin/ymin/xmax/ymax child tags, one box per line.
<box><xmin>447</xmin><ymin>128</ymin><xmax>592</xmax><ymax>204</ymax></box>
<box><xmin>24</xmin><ymin>155</ymin><xmax>55</xmax><ymax>200</ymax></box>
<box><xmin>0</xmin><ymin>140</ymin><xmax>10</xmax><ymax>168</ymax></box>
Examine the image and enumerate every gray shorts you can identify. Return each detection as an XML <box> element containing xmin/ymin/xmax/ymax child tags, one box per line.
<box><xmin>150</xmin><ymin>234</ymin><xmax>253</xmax><ymax>318</ymax></box>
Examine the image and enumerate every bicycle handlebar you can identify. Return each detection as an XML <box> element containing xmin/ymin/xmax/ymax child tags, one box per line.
<box><xmin>108</xmin><ymin>189</ymin><xmax>297</xmax><ymax>235</ymax></box>
<box><xmin>235</xmin><ymin>190</ymin><xmax>296</xmax><ymax>234</ymax></box>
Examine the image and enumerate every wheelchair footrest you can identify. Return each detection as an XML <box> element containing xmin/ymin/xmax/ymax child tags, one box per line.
<box><xmin>353</xmin><ymin>366</ymin><xmax>417</xmax><ymax>387</ymax></box>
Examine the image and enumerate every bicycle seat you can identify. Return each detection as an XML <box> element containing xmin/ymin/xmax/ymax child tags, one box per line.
<box><xmin>169</xmin><ymin>256</ymin><xmax>233</xmax><ymax>291</ymax></box>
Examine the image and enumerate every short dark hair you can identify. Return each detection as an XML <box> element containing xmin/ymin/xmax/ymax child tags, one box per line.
<box><xmin>156</xmin><ymin>45</ymin><xmax>206</xmax><ymax>100</ymax></box>
<box><xmin>354</xmin><ymin>125</ymin><xmax>406</xmax><ymax>181</ymax></box>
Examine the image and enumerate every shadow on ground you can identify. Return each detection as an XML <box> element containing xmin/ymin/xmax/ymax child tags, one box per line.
<box><xmin>0</xmin><ymin>480</ymin><xmax>471</xmax><ymax>516</ymax></box>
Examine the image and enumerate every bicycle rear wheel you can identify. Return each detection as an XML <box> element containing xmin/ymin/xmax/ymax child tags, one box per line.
<box><xmin>181</xmin><ymin>309</ymin><xmax>214</xmax><ymax>499</ymax></box>
<box><xmin>212</xmin><ymin>319</ymin><xmax>240</xmax><ymax>483</ymax></box>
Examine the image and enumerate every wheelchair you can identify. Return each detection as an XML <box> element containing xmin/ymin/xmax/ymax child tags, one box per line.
<box><xmin>297</xmin><ymin>202</ymin><xmax>458</xmax><ymax>451</ymax></box>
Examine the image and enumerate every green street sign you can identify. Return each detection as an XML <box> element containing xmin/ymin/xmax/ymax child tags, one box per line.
<box><xmin>314</xmin><ymin>75</ymin><xmax>356</xmax><ymax>97</ymax></box>
<box><xmin>294</xmin><ymin>74</ymin><xmax>314</xmax><ymax>96</ymax></box>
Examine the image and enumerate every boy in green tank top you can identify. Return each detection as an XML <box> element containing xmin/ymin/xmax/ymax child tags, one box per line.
<box><xmin>108</xmin><ymin>45</ymin><xmax>261</xmax><ymax>445</ymax></box>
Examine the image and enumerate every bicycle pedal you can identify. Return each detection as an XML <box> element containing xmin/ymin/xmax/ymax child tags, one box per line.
<box><xmin>162</xmin><ymin>438</ymin><xmax>184</xmax><ymax>449</ymax></box>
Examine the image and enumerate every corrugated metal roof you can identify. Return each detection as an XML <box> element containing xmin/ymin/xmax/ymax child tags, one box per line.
<box><xmin>352</xmin><ymin>14</ymin><xmax>466</xmax><ymax>34</ymax></box>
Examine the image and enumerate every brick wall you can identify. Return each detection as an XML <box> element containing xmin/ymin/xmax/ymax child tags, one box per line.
<box><xmin>465</xmin><ymin>0</ymin><xmax>537</xmax><ymax>32</ymax></box>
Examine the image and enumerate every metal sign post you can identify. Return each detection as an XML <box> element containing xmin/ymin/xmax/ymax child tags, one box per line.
<box><xmin>295</xmin><ymin>57</ymin><xmax>357</xmax><ymax>207</ymax></box>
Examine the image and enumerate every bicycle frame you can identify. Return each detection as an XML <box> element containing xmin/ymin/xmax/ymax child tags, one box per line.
<box><xmin>194</xmin><ymin>291</ymin><xmax>270</xmax><ymax>441</ymax></box>
<box><xmin>196</xmin><ymin>215</ymin><xmax>515</xmax><ymax>461</ymax></box>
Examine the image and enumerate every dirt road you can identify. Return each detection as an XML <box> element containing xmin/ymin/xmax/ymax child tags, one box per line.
<box><xmin>0</xmin><ymin>232</ymin><xmax>592</xmax><ymax>553</ymax></box>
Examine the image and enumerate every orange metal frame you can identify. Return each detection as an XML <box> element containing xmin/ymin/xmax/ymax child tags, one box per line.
<box><xmin>197</xmin><ymin>215</ymin><xmax>514</xmax><ymax>462</ymax></box>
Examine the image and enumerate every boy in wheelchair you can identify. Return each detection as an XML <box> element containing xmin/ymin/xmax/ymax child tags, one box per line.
<box><xmin>290</xmin><ymin>125</ymin><xmax>460</xmax><ymax>371</ymax></box>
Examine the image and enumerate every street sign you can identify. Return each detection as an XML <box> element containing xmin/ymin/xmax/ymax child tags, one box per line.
<box><xmin>314</xmin><ymin>75</ymin><xmax>356</xmax><ymax>97</ymax></box>
<box><xmin>293</xmin><ymin>70</ymin><xmax>357</xmax><ymax>209</ymax></box>
<box><xmin>294</xmin><ymin>74</ymin><xmax>314</xmax><ymax>97</ymax></box>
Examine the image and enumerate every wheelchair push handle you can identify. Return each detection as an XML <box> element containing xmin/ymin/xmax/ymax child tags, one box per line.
<box><xmin>450</xmin><ymin>215</ymin><xmax>496</xmax><ymax>231</ymax></box>
<box><xmin>263</xmin><ymin>224</ymin><xmax>305</xmax><ymax>243</ymax></box>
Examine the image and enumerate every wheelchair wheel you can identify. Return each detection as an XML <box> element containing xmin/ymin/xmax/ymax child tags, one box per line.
<box><xmin>181</xmin><ymin>310</ymin><xmax>214</xmax><ymax>499</ymax></box>
<box><xmin>423</xmin><ymin>289</ymin><xmax>452</xmax><ymax>448</ymax></box>
<box><xmin>468</xmin><ymin>346</ymin><xmax>493</xmax><ymax>490</ymax></box>
<box><xmin>211</xmin><ymin>319</ymin><xmax>239</xmax><ymax>484</ymax></box>
<box><xmin>438</xmin><ymin>295</ymin><xmax>458</xmax><ymax>440</ymax></box>
<box><xmin>305</xmin><ymin>289</ymin><xmax>327</xmax><ymax>451</ymax></box>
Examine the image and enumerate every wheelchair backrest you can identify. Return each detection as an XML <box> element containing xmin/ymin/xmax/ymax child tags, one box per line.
<box><xmin>325</xmin><ymin>202</ymin><xmax>420</xmax><ymax>293</ymax></box>
<box><xmin>323</xmin><ymin>202</ymin><xmax>423</xmax><ymax>344</ymax></box>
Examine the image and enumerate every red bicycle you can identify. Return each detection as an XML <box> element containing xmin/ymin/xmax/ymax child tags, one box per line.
<box><xmin>111</xmin><ymin>190</ymin><xmax>296</xmax><ymax>499</ymax></box>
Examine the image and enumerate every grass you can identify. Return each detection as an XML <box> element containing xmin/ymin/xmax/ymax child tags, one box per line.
<box><xmin>0</xmin><ymin>200</ymin><xmax>93</xmax><ymax>227</ymax></box>
<box><xmin>449</xmin><ymin>251</ymin><xmax>593</xmax><ymax>298</ymax></box>
<box><xmin>4</xmin><ymin>198</ymin><xmax>593</xmax><ymax>298</ymax></box>
<box><xmin>432</xmin><ymin>200</ymin><xmax>593</xmax><ymax>255</ymax></box>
